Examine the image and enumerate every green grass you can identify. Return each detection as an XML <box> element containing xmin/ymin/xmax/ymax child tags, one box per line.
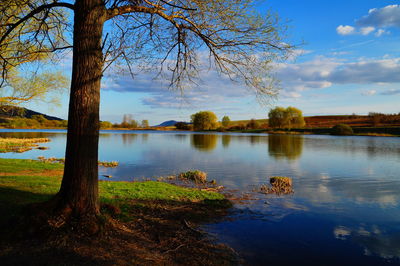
<box><xmin>0</xmin><ymin>158</ymin><xmax>227</xmax><ymax>221</ymax></box>
<box><xmin>100</xmin><ymin>181</ymin><xmax>223</xmax><ymax>203</ymax></box>
<box><xmin>0</xmin><ymin>158</ymin><xmax>63</xmax><ymax>173</ymax></box>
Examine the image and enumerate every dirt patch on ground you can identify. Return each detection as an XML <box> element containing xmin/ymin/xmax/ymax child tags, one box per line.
<box><xmin>0</xmin><ymin>200</ymin><xmax>238</xmax><ymax>265</ymax></box>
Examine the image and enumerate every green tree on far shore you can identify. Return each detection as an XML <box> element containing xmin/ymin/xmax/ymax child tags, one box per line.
<box><xmin>268</xmin><ymin>107</ymin><xmax>287</xmax><ymax>128</ymax></box>
<box><xmin>120</xmin><ymin>114</ymin><xmax>138</xmax><ymax>128</ymax></box>
<box><xmin>285</xmin><ymin>107</ymin><xmax>305</xmax><ymax>129</ymax></box>
<box><xmin>100</xmin><ymin>121</ymin><xmax>113</xmax><ymax>129</ymax></box>
<box><xmin>268</xmin><ymin>106</ymin><xmax>305</xmax><ymax>129</ymax></box>
<box><xmin>191</xmin><ymin>111</ymin><xmax>218</xmax><ymax>131</ymax></box>
<box><xmin>141</xmin><ymin>120</ymin><xmax>149</xmax><ymax>128</ymax></box>
<box><xmin>247</xmin><ymin>118</ymin><xmax>260</xmax><ymax>129</ymax></box>
<box><xmin>221</xmin><ymin>116</ymin><xmax>231</xmax><ymax>128</ymax></box>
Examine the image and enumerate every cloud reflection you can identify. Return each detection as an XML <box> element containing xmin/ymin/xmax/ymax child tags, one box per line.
<box><xmin>334</xmin><ymin>225</ymin><xmax>400</xmax><ymax>260</ymax></box>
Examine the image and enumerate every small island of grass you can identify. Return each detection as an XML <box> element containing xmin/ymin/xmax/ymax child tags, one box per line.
<box><xmin>0</xmin><ymin>138</ymin><xmax>50</xmax><ymax>153</ymax></box>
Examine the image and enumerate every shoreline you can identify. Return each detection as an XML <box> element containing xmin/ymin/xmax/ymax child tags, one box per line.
<box><xmin>1</xmin><ymin>126</ymin><xmax>399</xmax><ymax>137</ymax></box>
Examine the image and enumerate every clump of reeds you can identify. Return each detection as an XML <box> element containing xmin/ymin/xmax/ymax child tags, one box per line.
<box><xmin>0</xmin><ymin>137</ymin><xmax>50</xmax><ymax>153</ymax></box>
<box><xmin>178</xmin><ymin>170</ymin><xmax>208</xmax><ymax>183</ymax></box>
<box><xmin>37</xmin><ymin>156</ymin><xmax>65</xmax><ymax>163</ymax></box>
<box><xmin>98</xmin><ymin>161</ymin><xmax>119</xmax><ymax>167</ymax></box>
<box><xmin>260</xmin><ymin>176</ymin><xmax>294</xmax><ymax>195</ymax></box>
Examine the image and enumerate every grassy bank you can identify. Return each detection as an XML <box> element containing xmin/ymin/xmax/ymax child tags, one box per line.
<box><xmin>0</xmin><ymin>158</ymin><xmax>235</xmax><ymax>265</ymax></box>
<box><xmin>0</xmin><ymin>158</ymin><xmax>228</xmax><ymax>220</ymax></box>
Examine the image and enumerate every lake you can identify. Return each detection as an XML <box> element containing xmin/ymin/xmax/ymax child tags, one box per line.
<box><xmin>1</xmin><ymin>129</ymin><xmax>400</xmax><ymax>265</ymax></box>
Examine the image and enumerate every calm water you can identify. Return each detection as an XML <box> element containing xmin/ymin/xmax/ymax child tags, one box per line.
<box><xmin>1</xmin><ymin>129</ymin><xmax>400</xmax><ymax>265</ymax></box>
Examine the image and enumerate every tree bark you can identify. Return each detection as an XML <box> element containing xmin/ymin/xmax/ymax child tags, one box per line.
<box><xmin>56</xmin><ymin>0</ymin><xmax>106</xmax><ymax>218</ymax></box>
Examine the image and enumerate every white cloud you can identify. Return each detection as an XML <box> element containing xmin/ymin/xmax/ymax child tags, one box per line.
<box><xmin>101</xmin><ymin>66</ymin><xmax>251</xmax><ymax>109</ymax></box>
<box><xmin>381</xmin><ymin>89</ymin><xmax>400</xmax><ymax>95</ymax></box>
<box><xmin>360</xmin><ymin>26</ymin><xmax>375</xmax><ymax>35</ymax></box>
<box><xmin>362</xmin><ymin>90</ymin><xmax>377</xmax><ymax>96</ymax></box>
<box><xmin>357</xmin><ymin>5</ymin><xmax>400</xmax><ymax>28</ymax></box>
<box><xmin>375</xmin><ymin>29</ymin><xmax>389</xmax><ymax>37</ymax></box>
<box><xmin>287</xmin><ymin>49</ymin><xmax>312</xmax><ymax>60</ymax></box>
<box><xmin>279</xmin><ymin>91</ymin><xmax>302</xmax><ymax>99</ymax></box>
<box><xmin>276</xmin><ymin>57</ymin><xmax>400</xmax><ymax>97</ymax></box>
<box><xmin>336</xmin><ymin>25</ymin><xmax>356</xmax><ymax>35</ymax></box>
<box><xmin>100</xmin><ymin>55</ymin><xmax>400</xmax><ymax>107</ymax></box>
<box><xmin>337</xmin><ymin>5</ymin><xmax>400</xmax><ymax>37</ymax></box>
<box><xmin>336</xmin><ymin>25</ymin><xmax>376</xmax><ymax>36</ymax></box>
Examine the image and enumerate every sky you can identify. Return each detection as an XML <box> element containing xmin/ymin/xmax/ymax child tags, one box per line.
<box><xmin>24</xmin><ymin>0</ymin><xmax>400</xmax><ymax>125</ymax></box>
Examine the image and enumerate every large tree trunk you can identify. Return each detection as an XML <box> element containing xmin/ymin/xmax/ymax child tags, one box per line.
<box><xmin>56</xmin><ymin>0</ymin><xmax>106</xmax><ymax>219</ymax></box>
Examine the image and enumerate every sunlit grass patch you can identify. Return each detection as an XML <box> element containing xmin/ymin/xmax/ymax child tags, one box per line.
<box><xmin>0</xmin><ymin>158</ymin><xmax>63</xmax><ymax>174</ymax></box>
<box><xmin>100</xmin><ymin>180</ymin><xmax>224</xmax><ymax>204</ymax></box>
<box><xmin>37</xmin><ymin>156</ymin><xmax>119</xmax><ymax>167</ymax></box>
<box><xmin>0</xmin><ymin>158</ymin><xmax>227</xmax><ymax>217</ymax></box>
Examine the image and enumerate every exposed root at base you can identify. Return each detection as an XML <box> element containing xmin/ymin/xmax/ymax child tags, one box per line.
<box><xmin>0</xmin><ymin>200</ymin><xmax>238</xmax><ymax>265</ymax></box>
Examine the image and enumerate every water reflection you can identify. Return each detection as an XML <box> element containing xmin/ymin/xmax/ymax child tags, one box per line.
<box><xmin>268</xmin><ymin>135</ymin><xmax>303</xmax><ymax>160</ymax></box>
<box><xmin>334</xmin><ymin>225</ymin><xmax>400</xmax><ymax>260</ymax></box>
<box><xmin>174</xmin><ymin>134</ymin><xmax>188</xmax><ymax>142</ymax></box>
<box><xmin>302</xmin><ymin>136</ymin><xmax>400</xmax><ymax>159</ymax></box>
<box><xmin>121</xmin><ymin>133</ymin><xmax>138</xmax><ymax>145</ymax></box>
<box><xmin>0</xmin><ymin>131</ymin><xmax>60</xmax><ymax>139</ymax></box>
<box><xmin>221</xmin><ymin>135</ymin><xmax>231</xmax><ymax>148</ymax></box>
<box><xmin>191</xmin><ymin>134</ymin><xmax>218</xmax><ymax>152</ymax></box>
<box><xmin>1</xmin><ymin>129</ymin><xmax>400</xmax><ymax>265</ymax></box>
<box><xmin>141</xmin><ymin>134</ymin><xmax>149</xmax><ymax>142</ymax></box>
<box><xmin>250</xmin><ymin>135</ymin><xmax>264</xmax><ymax>145</ymax></box>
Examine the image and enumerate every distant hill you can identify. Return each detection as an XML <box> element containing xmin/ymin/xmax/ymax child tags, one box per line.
<box><xmin>154</xmin><ymin>120</ymin><xmax>192</xmax><ymax>127</ymax></box>
<box><xmin>0</xmin><ymin>106</ymin><xmax>63</xmax><ymax>121</ymax></box>
<box><xmin>154</xmin><ymin>120</ymin><xmax>180</xmax><ymax>127</ymax></box>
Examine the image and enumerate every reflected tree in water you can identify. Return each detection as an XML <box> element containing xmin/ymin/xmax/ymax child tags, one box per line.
<box><xmin>99</xmin><ymin>133</ymin><xmax>112</xmax><ymax>139</ymax></box>
<box><xmin>0</xmin><ymin>131</ymin><xmax>58</xmax><ymax>139</ymax></box>
<box><xmin>191</xmin><ymin>134</ymin><xmax>218</xmax><ymax>152</ymax></box>
<box><xmin>174</xmin><ymin>134</ymin><xmax>188</xmax><ymax>142</ymax></box>
<box><xmin>141</xmin><ymin>134</ymin><xmax>149</xmax><ymax>142</ymax></box>
<box><xmin>250</xmin><ymin>135</ymin><xmax>264</xmax><ymax>145</ymax></box>
<box><xmin>221</xmin><ymin>135</ymin><xmax>231</xmax><ymax>148</ymax></box>
<box><xmin>268</xmin><ymin>135</ymin><xmax>303</xmax><ymax>160</ymax></box>
<box><xmin>121</xmin><ymin>134</ymin><xmax>138</xmax><ymax>145</ymax></box>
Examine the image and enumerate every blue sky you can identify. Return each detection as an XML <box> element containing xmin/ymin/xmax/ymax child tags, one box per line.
<box><xmin>25</xmin><ymin>0</ymin><xmax>400</xmax><ymax>125</ymax></box>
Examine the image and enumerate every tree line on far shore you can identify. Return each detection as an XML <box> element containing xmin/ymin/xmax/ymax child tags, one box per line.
<box><xmin>0</xmin><ymin>113</ymin><xmax>151</xmax><ymax>130</ymax></box>
<box><xmin>184</xmin><ymin>106</ymin><xmax>306</xmax><ymax>131</ymax></box>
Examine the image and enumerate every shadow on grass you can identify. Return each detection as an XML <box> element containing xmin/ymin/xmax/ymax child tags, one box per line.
<box><xmin>0</xmin><ymin>187</ymin><xmax>53</xmax><ymax>226</ymax></box>
<box><xmin>0</xmin><ymin>188</ymin><xmax>103</xmax><ymax>266</ymax></box>
<box><xmin>1</xmin><ymin>247</ymin><xmax>106</xmax><ymax>266</ymax></box>
<box><xmin>0</xmin><ymin>187</ymin><xmax>237</xmax><ymax>266</ymax></box>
